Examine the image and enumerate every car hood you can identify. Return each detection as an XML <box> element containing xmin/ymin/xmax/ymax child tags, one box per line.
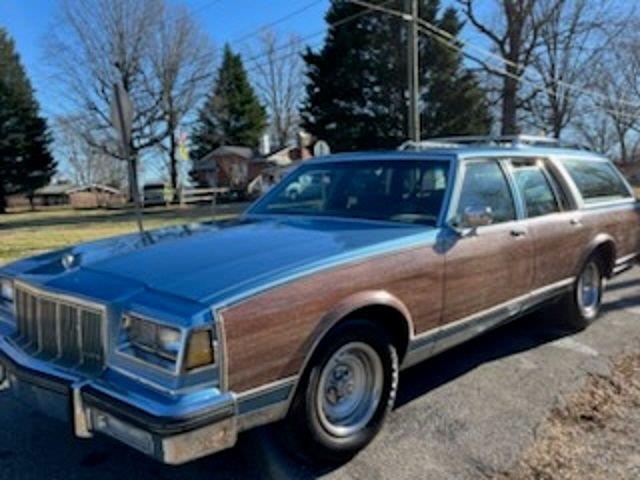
<box><xmin>6</xmin><ymin>216</ymin><xmax>434</xmax><ymax>306</ymax></box>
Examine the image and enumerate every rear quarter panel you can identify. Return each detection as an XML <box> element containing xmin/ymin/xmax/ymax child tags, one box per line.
<box><xmin>580</xmin><ymin>202</ymin><xmax>640</xmax><ymax>261</ymax></box>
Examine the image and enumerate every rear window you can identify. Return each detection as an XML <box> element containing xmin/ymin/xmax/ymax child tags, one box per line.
<box><xmin>561</xmin><ymin>159</ymin><xmax>631</xmax><ymax>203</ymax></box>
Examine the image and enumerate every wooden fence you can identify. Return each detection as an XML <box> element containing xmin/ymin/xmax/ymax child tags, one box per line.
<box><xmin>179</xmin><ymin>187</ymin><xmax>231</xmax><ymax>206</ymax></box>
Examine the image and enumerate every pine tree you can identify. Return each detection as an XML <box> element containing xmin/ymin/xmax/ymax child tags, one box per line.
<box><xmin>191</xmin><ymin>45</ymin><xmax>267</xmax><ymax>160</ymax></box>
<box><xmin>302</xmin><ymin>0</ymin><xmax>491</xmax><ymax>152</ymax></box>
<box><xmin>0</xmin><ymin>29</ymin><xmax>55</xmax><ymax>212</ymax></box>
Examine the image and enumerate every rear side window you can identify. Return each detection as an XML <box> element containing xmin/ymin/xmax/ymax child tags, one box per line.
<box><xmin>562</xmin><ymin>159</ymin><xmax>631</xmax><ymax>203</ymax></box>
<box><xmin>511</xmin><ymin>163</ymin><xmax>560</xmax><ymax>217</ymax></box>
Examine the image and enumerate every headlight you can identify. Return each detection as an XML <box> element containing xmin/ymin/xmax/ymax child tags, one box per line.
<box><xmin>121</xmin><ymin>315</ymin><xmax>183</xmax><ymax>370</ymax></box>
<box><xmin>0</xmin><ymin>279</ymin><xmax>14</xmax><ymax>304</ymax></box>
<box><xmin>119</xmin><ymin>315</ymin><xmax>216</xmax><ymax>373</ymax></box>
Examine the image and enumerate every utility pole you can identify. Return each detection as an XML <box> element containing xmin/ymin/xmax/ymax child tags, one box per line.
<box><xmin>405</xmin><ymin>0</ymin><xmax>420</xmax><ymax>142</ymax></box>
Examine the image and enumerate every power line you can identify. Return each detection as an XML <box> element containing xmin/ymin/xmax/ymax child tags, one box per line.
<box><xmin>243</xmin><ymin>0</ymin><xmax>394</xmax><ymax>66</ymax></box>
<box><xmin>189</xmin><ymin>0</ymin><xmax>394</xmax><ymax>79</ymax></box>
<box><xmin>349</xmin><ymin>0</ymin><xmax>640</xmax><ymax>111</ymax></box>
<box><xmin>232</xmin><ymin>0</ymin><xmax>326</xmax><ymax>45</ymax></box>
<box><xmin>416</xmin><ymin>25</ymin><xmax>640</xmax><ymax>124</ymax></box>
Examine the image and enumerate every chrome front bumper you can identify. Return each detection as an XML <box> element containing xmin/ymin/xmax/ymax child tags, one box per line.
<box><xmin>0</xmin><ymin>341</ymin><xmax>239</xmax><ymax>465</ymax></box>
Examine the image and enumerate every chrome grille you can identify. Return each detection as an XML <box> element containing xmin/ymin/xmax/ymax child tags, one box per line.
<box><xmin>13</xmin><ymin>286</ymin><xmax>105</xmax><ymax>374</ymax></box>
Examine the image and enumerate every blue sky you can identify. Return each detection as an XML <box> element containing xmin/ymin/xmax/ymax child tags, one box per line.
<box><xmin>0</xmin><ymin>0</ymin><xmax>331</xmax><ymax>119</ymax></box>
<box><xmin>1</xmin><ymin>0</ymin><xmax>470</xmax><ymax>181</ymax></box>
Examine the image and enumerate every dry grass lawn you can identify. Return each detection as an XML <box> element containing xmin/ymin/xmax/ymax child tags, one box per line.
<box><xmin>0</xmin><ymin>204</ymin><xmax>245</xmax><ymax>265</ymax></box>
<box><xmin>495</xmin><ymin>353</ymin><xmax>640</xmax><ymax>480</ymax></box>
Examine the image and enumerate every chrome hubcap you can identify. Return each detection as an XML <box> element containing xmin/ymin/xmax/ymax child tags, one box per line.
<box><xmin>317</xmin><ymin>342</ymin><xmax>383</xmax><ymax>437</ymax></box>
<box><xmin>577</xmin><ymin>261</ymin><xmax>601</xmax><ymax>316</ymax></box>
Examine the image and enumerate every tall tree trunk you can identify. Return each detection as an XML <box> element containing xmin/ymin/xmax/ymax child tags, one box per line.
<box><xmin>501</xmin><ymin>73</ymin><xmax>519</xmax><ymax>135</ymax></box>
<box><xmin>169</xmin><ymin>124</ymin><xmax>178</xmax><ymax>199</ymax></box>
<box><xmin>0</xmin><ymin>187</ymin><xmax>6</xmax><ymax>214</ymax></box>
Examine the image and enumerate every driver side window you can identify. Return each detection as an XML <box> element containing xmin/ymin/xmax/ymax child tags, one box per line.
<box><xmin>455</xmin><ymin>161</ymin><xmax>516</xmax><ymax>226</ymax></box>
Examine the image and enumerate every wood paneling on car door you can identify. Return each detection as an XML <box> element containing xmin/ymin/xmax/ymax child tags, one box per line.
<box><xmin>525</xmin><ymin>211</ymin><xmax>591</xmax><ymax>288</ymax></box>
<box><xmin>442</xmin><ymin>223</ymin><xmax>534</xmax><ymax>323</ymax></box>
<box><xmin>220</xmin><ymin>245</ymin><xmax>444</xmax><ymax>393</ymax></box>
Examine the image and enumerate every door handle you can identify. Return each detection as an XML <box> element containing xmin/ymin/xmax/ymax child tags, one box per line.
<box><xmin>510</xmin><ymin>228</ymin><xmax>526</xmax><ymax>237</ymax></box>
<box><xmin>570</xmin><ymin>218</ymin><xmax>582</xmax><ymax>227</ymax></box>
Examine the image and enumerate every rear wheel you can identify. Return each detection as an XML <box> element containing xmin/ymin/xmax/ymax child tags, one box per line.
<box><xmin>283</xmin><ymin>320</ymin><xmax>398</xmax><ymax>464</ymax></box>
<box><xmin>559</xmin><ymin>256</ymin><xmax>605</xmax><ymax>330</ymax></box>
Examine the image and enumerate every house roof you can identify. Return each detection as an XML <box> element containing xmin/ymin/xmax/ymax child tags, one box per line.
<box><xmin>205</xmin><ymin>145</ymin><xmax>254</xmax><ymax>160</ymax></box>
<box><xmin>67</xmin><ymin>184</ymin><xmax>123</xmax><ymax>195</ymax></box>
<box><xmin>34</xmin><ymin>184</ymin><xmax>75</xmax><ymax>196</ymax></box>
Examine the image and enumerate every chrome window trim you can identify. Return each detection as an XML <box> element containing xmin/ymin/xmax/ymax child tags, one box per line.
<box><xmin>445</xmin><ymin>156</ymin><xmax>520</xmax><ymax>226</ymax></box>
<box><xmin>247</xmin><ymin>156</ymin><xmax>456</xmax><ymax>228</ymax></box>
<box><xmin>505</xmin><ymin>157</ymin><xmax>565</xmax><ymax>219</ymax></box>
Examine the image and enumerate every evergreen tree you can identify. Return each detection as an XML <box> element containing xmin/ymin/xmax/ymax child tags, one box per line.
<box><xmin>302</xmin><ymin>0</ymin><xmax>491</xmax><ymax>152</ymax></box>
<box><xmin>192</xmin><ymin>45</ymin><xmax>267</xmax><ymax>160</ymax></box>
<box><xmin>0</xmin><ymin>29</ymin><xmax>55</xmax><ymax>212</ymax></box>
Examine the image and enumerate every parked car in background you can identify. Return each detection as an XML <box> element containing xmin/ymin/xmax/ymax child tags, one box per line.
<box><xmin>143</xmin><ymin>183</ymin><xmax>171</xmax><ymax>207</ymax></box>
<box><xmin>0</xmin><ymin>135</ymin><xmax>637</xmax><ymax>465</ymax></box>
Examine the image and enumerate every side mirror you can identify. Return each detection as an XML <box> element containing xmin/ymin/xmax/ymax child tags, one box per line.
<box><xmin>463</xmin><ymin>205</ymin><xmax>494</xmax><ymax>228</ymax></box>
<box><xmin>449</xmin><ymin>206</ymin><xmax>493</xmax><ymax>237</ymax></box>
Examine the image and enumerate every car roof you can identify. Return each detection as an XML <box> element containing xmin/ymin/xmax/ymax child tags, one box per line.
<box><xmin>307</xmin><ymin>146</ymin><xmax>607</xmax><ymax>164</ymax></box>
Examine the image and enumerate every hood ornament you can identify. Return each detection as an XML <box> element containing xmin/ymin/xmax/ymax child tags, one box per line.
<box><xmin>61</xmin><ymin>253</ymin><xmax>76</xmax><ymax>270</ymax></box>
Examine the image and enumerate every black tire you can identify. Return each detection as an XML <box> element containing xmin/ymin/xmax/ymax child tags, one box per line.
<box><xmin>282</xmin><ymin>319</ymin><xmax>399</xmax><ymax>465</ymax></box>
<box><xmin>559</xmin><ymin>255</ymin><xmax>605</xmax><ymax>330</ymax></box>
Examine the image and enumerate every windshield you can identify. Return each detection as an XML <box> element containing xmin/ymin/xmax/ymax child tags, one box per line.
<box><xmin>250</xmin><ymin>160</ymin><xmax>450</xmax><ymax>226</ymax></box>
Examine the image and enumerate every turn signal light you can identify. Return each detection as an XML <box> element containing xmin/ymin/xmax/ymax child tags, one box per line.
<box><xmin>185</xmin><ymin>330</ymin><xmax>215</xmax><ymax>370</ymax></box>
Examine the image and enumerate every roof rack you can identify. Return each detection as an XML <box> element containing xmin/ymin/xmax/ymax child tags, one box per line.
<box><xmin>398</xmin><ymin>135</ymin><xmax>588</xmax><ymax>151</ymax></box>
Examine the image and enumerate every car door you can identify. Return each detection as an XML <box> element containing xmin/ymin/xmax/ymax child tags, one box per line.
<box><xmin>442</xmin><ymin>159</ymin><xmax>535</xmax><ymax>325</ymax></box>
<box><xmin>508</xmin><ymin>158</ymin><xmax>590</xmax><ymax>291</ymax></box>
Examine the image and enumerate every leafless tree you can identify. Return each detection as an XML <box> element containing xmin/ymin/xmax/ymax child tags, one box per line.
<box><xmin>252</xmin><ymin>31</ymin><xmax>305</xmax><ymax>149</ymax></box>
<box><xmin>524</xmin><ymin>0</ymin><xmax>616</xmax><ymax>138</ymax></box>
<box><xmin>151</xmin><ymin>4</ymin><xmax>215</xmax><ymax>194</ymax></box>
<box><xmin>572</xmin><ymin>110</ymin><xmax>617</xmax><ymax>155</ymax></box>
<box><xmin>54</xmin><ymin>115</ymin><xmax>128</xmax><ymax>188</ymax></box>
<box><xmin>590</xmin><ymin>42</ymin><xmax>640</xmax><ymax>163</ymax></box>
<box><xmin>46</xmin><ymin>0</ymin><xmax>167</xmax><ymax>200</ymax></box>
<box><xmin>458</xmin><ymin>0</ymin><xmax>564</xmax><ymax>135</ymax></box>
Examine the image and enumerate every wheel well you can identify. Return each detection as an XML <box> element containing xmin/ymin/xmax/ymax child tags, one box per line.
<box><xmin>591</xmin><ymin>241</ymin><xmax>616</xmax><ymax>277</ymax></box>
<box><xmin>339</xmin><ymin>304</ymin><xmax>411</xmax><ymax>362</ymax></box>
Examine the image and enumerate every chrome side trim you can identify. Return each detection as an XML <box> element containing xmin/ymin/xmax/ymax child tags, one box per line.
<box><xmin>613</xmin><ymin>252</ymin><xmax>639</xmax><ymax>275</ymax></box>
<box><xmin>402</xmin><ymin>277</ymin><xmax>574</xmax><ymax>369</ymax></box>
<box><xmin>215</xmin><ymin>311</ymin><xmax>229</xmax><ymax>392</ymax></box>
<box><xmin>211</xmin><ymin>230</ymin><xmax>441</xmax><ymax>311</ymax></box>
<box><xmin>230</xmin><ymin>278</ymin><xmax>575</xmax><ymax>418</ymax></box>
<box><xmin>615</xmin><ymin>252</ymin><xmax>639</xmax><ymax>266</ymax></box>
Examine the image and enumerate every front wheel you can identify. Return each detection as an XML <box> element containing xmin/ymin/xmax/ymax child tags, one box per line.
<box><xmin>283</xmin><ymin>320</ymin><xmax>398</xmax><ymax>464</ymax></box>
<box><xmin>559</xmin><ymin>256</ymin><xmax>605</xmax><ymax>330</ymax></box>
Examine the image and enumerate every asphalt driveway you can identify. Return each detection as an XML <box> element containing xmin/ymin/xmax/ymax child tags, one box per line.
<box><xmin>0</xmin><ymin>269</ymin><xmax>638</xmax><ymax>479</ymax></box>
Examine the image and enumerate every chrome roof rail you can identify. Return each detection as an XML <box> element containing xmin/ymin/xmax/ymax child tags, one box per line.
<box><xmin>398</xmin><ymin>135</ymin><xmax>590</xmax><ymax>151</ymax></box>
<box><xmin>398</xmin><ymin>140</ymin><xmax>463</xmax><ymax>150</ymax></box>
